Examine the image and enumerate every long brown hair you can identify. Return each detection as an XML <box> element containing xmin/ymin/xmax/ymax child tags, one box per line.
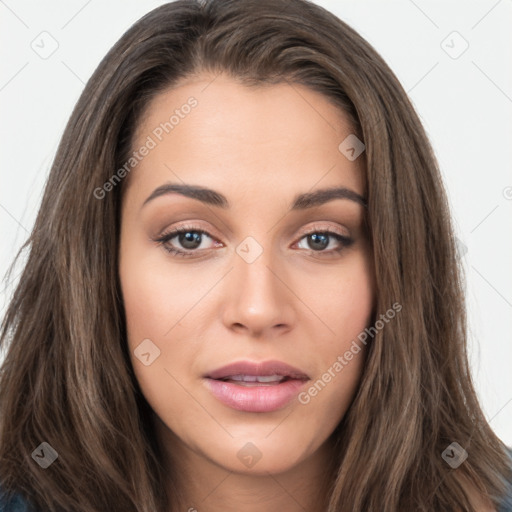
<box><xmin>1</xmin><ymin>0</ymin><xmax>510</xmax><ymax>510</ymax></box>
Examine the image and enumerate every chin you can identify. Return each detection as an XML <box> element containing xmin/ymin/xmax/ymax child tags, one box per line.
<box><xmin>203</xmin><ymin>433</ymin><xmax>314</xmax><ymax>475</ymax></box>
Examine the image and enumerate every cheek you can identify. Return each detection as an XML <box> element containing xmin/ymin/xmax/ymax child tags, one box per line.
<box><xmin>312</xmin><ymin>253</ymin><xmax>374</xmax><ymax>349</ymax></box>
<box><xmin>119</xmin><ymin>255</ymin><xmax>198</xmax><ymax>429</ymax></box>
<box><xmin>300</xmin><ymin>255</ymin><xmax>373</xmax><ymax>409</ymax></box>
<box><xmin>119</xmin><ymin>246</ymin><xmax>195</xmax><ymax>344</ymax></box>
<box><xmin>119</xmin><ymin>245</ymin><xmax>209</xmax><ymax>402</ymax></box>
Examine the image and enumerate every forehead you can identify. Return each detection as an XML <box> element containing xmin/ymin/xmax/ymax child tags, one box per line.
<box><xmin>126</xmin><ymin>73</ymin><xmax>366</xmax><ymax>202</ymax></box>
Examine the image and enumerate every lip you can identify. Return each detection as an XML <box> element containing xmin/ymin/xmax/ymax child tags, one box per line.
<box><xmin>204</xmin><ymin>360</ymin><xmax>310</xmax><ymax>413</ymax></box>
<box><xmin>205</xmin><ymin>360</ymin><xmax>309</xmax><ymax>380</ymax></box>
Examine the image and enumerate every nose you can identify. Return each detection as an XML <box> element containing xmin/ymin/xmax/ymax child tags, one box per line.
<box><xmin>220</xmin><ymin>241</ymin><xmax>295</xmax><ymax>338</ymax></box>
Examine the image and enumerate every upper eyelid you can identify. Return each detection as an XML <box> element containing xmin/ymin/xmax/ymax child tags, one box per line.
<box><xmin>160</xmin><ymin>221</ymin><xmax>349</xmax><ymax>236</ymax></box>
<box><xmin>158</xmin><ymin>223</ymin><xmax>351</xmax><ymax>246</ymax></box>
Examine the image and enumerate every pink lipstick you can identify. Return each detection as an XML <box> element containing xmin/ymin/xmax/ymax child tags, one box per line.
<box><xmin>204</xmin><ymin>360</ymin><xmax>309</xmax><ymax>413</ymax></box>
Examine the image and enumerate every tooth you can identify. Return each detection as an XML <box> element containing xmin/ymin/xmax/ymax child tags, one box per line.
<box><xmin>223</xmin><ymin>374</ymin><xmax>285</xmax><ymax>383</ymax></box>
<box><xmin>228</xmin><ymin>375</ymin><xmax>258</xmax><ymax>382</ymax></box>
<box><xmin>256</xmin><ymin>375</ymin><xmax>284</xmax><ymax>383</ymax></box>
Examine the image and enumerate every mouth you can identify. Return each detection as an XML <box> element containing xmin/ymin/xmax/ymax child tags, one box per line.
<box><xmin>214</xmin><ymin>374</ymin><xmax>294</xmax><ymax>386</ymax></box>
<box><xmin>203</xmin><ymin>360</ymin><xmax>310</xmax><ymax>412</ymax></box>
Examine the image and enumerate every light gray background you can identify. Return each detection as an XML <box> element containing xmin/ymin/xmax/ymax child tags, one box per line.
<box><xmin>1</xmin><ymin>0</ymin><xmax>511</xmax><ymax>445</ymax></box>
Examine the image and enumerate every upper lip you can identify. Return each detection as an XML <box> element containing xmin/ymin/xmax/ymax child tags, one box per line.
<box><xmin>205</xmin><ymin>360</ymin><xmax>310</xmax><ymax>381</ymax></box>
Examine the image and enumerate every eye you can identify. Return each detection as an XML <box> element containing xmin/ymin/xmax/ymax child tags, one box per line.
<box><xmin>295</xmin><ymin>227</ymin><xmax>354</xmax><ymax>256</ymax></box>
<box><xmin>154</xmin><ymin>223</ymin><xmax>354</xmax><ymax>258</ymax></box>
<box><xmin>154</xmin><ymin>224</ymin><xmax>222</xmax><ymax>258</ymax></box>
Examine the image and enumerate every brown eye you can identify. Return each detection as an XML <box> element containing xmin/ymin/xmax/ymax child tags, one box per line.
<box><xmin>296</xmin><ymin>230</ymin><xmax>353</xmax><ymax>255</ymax></box>
<box><xmin>175</xmin><ymin>231</ymin><xmax>203</xmax><ymax>250</ymax></box>
<box><xmin>155</xmin><ymin>225</ymin><xmax>220</xmax><ymax>257</ymax></box>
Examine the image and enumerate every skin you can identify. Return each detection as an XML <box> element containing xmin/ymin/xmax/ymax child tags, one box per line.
<box><xmin>119</xmin><ymin>73</ymin><xmax>376</xmax><ymax>511</ymax></box>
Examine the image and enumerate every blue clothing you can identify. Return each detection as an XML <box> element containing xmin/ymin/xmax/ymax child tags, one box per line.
<box><xmin>1</xmin><ymin>450</ymin><xmax>512</xmax><ymax>511</ymax></box>
<box><xmin>0</xmin><ymin>487</ymin><xmax>34</xmax><ymax>512</ymax></box>
<box><xmin>501</xmin><ymin>447</ymin><xmax>512</xmax><ymax>511</ymax></box>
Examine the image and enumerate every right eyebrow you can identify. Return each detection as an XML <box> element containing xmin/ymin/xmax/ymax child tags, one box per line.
<box><xmin>142</xmin><ymin>183</ymin><xmax>229</xmax><ymax>210</ymax></box>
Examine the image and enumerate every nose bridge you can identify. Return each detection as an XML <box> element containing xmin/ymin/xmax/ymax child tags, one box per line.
<box><xmin>221</xmin><ymin>233</ymin><xmax>293</xmax><ymax>333</ymax></box>
<box><xmin>235</xmin><ymin>234</ymin><xmax>282</xmax><ymax>306</ymax></box>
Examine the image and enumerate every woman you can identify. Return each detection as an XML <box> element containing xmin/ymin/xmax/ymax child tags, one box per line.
<box><xmin>1</xmin><ymin>0</ymin><xmax>511</xmax><ymax>510</ymax></box>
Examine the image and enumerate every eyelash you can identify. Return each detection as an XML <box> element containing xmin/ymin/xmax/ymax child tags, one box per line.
<box><xmin>154</xmin><ymin>223</ymin><xmax>354</xmax><ymax>259</ymax></box>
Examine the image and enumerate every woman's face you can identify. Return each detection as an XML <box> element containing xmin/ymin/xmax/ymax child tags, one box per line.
<box><xmin>119</xmin><ymin>73</ymin><xmax>375</xmax><ymax>476</ymax></box>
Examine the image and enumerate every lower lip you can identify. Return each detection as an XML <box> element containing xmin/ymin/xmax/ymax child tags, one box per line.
<box><xmin>204</xmin><ymin>378</ymin><xmax>308</xmax><ymax>413</ymax></box>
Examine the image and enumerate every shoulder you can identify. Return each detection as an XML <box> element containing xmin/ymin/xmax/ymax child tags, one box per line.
<box><xmin>456</xmin><ymin>446</ymin><xmax>512</xmax><ymax>512</ymax></box>
<box><xmin>474</xmin><ymin>448</ymin><xmax>512</xmax><ymax>512</ymax></box>
<box><xmin>1</xmin><ymin>450</ymin><xmax>511</xmax><ymax>512</ymax></box>
<box><xmin>496</xmin><ymin>446</ymin><xmax>512</xmax><ymax>512</ymax></box>
<box><xmin>0</xmin><ymin>484</ymin><xmax>35</xmax><ymax>512</ymax></box>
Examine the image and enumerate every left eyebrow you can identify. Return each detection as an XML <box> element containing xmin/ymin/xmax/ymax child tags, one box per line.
<box><xmin>141</xmin><ymin>182</ymin><xmax>367</xmax><ymax>210</ymax></box>
<box><xmin>291</xmin><ymin>187</ymin><xmax>367</xmax><ymax>210</ymax></box>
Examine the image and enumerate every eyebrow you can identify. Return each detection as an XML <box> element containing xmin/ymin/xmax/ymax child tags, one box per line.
<box><xmin>142</xmin><ymin>183</ymin><xmax>367</xmax><ymax>210</ymax></box>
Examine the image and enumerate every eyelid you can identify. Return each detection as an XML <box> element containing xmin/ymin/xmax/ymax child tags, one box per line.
<box><xmin>154</xmin><ymin>220</ymin><xmax>353</xmax><ymax>257</ymax></box>
<box><xmin>156</xmin><ymin>221</ymin><xmax>222</xmax><ymax>242</ymax></box>
<box><xmin>299</xmin><ymin>222</ymin><xmax>350</xmax><ymax>239</ymax></box>
<box><xmin>156</xmin><ymin>220</ymin><xmax>350</xmax><ymax>243</ymax></box>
